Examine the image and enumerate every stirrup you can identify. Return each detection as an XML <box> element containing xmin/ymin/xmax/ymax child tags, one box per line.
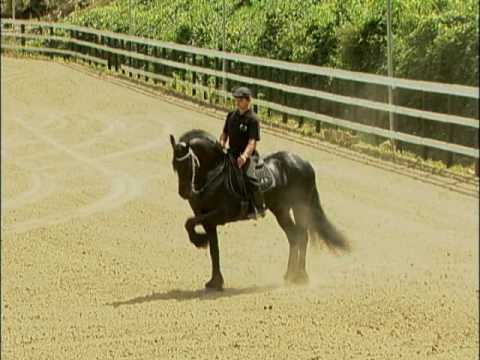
<box><xmin>256</xmin><ymin>207</ymin><xmax>266</xmax><ymax>218</ymax></box>
<box><xmin>248</xmin><ymin>206</ymin><xmax>266</xmax><ymax>220</ymax></box>
<box><xmin>240</xmin><ymin>201</ymin><xmax>249</xmax><ymax>218</ymax></box>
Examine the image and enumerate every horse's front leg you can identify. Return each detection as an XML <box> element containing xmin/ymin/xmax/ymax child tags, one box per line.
<box><xmin>204</xmin><ymin>225</ymin><xmax>224</xmax><ymax>290</ymax></box>
<box><xmin>184</xmin><ymin>210</ymin><xmax>219</xmax><ymax>248</ymax></box>
<box><xmin>185</xmin><ymin>211</ymin><xmax>225</xmax><ymax>290</ymax></box>
<box><xmin>185</xmin><ymin>219</ymin><xmax>209</xmax><ymax>248</ymax></box>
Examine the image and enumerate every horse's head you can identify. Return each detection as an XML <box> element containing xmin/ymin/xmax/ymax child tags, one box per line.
<box><xmin>170</xmin><ymin>130</ymin><xmax>224</xmax><ymax>200</ymax></box>
<box><xmin>170</xmin><ymin>134</ymin><xmax>197</xmax><ymax>199</ymax></box>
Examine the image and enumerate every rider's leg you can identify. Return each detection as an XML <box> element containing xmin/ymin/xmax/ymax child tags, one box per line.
<box><xmin>244</xmin><ymin>158</ymin><xmax>266</xmax><ymax>217</ymax></box>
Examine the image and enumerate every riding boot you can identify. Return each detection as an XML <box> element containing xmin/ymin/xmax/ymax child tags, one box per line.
<box><xmin>242</xmin><ymin>156</ymin><xmax>265</xmax><ymax>219</ymax></box>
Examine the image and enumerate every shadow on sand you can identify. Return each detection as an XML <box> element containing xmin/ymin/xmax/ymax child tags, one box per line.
<box><xmin>107</xmin><ymin>285</ymin><xmax>280</xmax><ymax>308</ymax></box>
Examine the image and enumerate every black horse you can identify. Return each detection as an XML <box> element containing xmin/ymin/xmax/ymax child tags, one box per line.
<box><xmin>170</xmin><ymin>129</ymin><xmax>349</xmax><ymax>290</ymax></box>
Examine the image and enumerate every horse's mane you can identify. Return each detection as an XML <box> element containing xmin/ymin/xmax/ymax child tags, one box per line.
<box><xmin>179</xmin><ymin>129</ymin><xmax>222</xmax><ymax>152</ymax></box>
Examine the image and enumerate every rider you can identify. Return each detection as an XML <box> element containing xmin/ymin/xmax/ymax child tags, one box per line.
<box><xmin>219</xmin><ymin>86</ymin><xmax>266</xmax><ymax>219</ymax></box>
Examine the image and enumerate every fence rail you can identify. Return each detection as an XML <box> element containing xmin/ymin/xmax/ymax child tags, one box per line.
<box><xmin>1</xmin><ymin>19</ymin><xmax>479</xmax><ymax>165</ymax></box>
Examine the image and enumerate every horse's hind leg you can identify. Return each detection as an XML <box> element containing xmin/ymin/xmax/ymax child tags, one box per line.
<box><xmin>272</xmin><ymin>207</ymin><xmax>300</xmax><ymax>283</ymax></box>
<box><xmin>292</xmin><ymin>205</ymin><xmax>310</xmax><ymax>284</ymax></box>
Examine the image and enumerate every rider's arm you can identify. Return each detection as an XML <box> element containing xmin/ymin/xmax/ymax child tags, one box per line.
<box><xmin>219</xmin><ymin>132</ymin><xmax>228</xmax><ymax>148</ymax></box>
<box><xmin>241</xmin><ymin>139</ymin><xmax>256</xmax><ymax>161</ymax></box>
<box><xmin>220</xmin><ymin>113</ymin><xmax>230</xmax><ymax>148</ymax></box>
<box><xmin>241</xmin><ymin>118</ymin><xmax>260</xmax><ymax>160</ymax></box>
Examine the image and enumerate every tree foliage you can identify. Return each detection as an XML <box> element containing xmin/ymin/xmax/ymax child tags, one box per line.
<box><xmin>64</xmin><ymin>0</ymin><xmax>478</xmax><ymax>86</ymax></box>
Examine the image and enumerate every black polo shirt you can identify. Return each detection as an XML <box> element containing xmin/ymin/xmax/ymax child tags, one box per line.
<box><xmin>223</xmin><ymin>108</ymin><xmax>260</xmax><ymax>157</ymax></box>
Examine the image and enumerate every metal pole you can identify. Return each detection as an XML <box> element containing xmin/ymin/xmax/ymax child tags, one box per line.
<box><xmin>222</xmin><ymin>0</ymin><xmax>227</xmax><ymax>105</ymax></box>
<box><xmin>12</xmin><ymin>0</ymin><xmax>15</xmax><ymax>20</ymax></box>
<box><xmin>475</xmin><ymin>101</ymin><xmax>479</xmax><ymax>177</ymax></box>
<box><xmin>387</xmin><ymin>0</ymin><xmax>396</xmax><ymax>152</ymax></box>
<box><xmin>128</xmin><ymin>0</ymin><xmax>132</xmax><ymax>35</ymax></box>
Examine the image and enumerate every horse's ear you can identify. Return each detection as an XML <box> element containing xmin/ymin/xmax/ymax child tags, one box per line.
<box><xmin>169</xmin><ymin>134</ymin><xmax>176</xmax><ymax>150</ymax></box>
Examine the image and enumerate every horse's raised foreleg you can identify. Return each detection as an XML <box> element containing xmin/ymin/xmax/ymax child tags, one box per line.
<box><xmin>185</xmin><ymin>210</ymin><xmax>221</xmax><ymax>248</ymax></box>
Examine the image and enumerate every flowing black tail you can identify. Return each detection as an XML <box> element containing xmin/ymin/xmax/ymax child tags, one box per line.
<box><xmin>308</xmin><ymin>187</ymin><xmax>350</xmax><ymax>252</ymax></box>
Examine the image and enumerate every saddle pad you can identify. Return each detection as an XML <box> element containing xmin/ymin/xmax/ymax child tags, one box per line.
<box><xmin>254</xmin><ymin>163</ymin><xmax>275</xmax><ymax>192</ymax></box>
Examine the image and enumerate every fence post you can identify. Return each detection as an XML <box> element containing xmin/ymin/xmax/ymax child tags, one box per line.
<box><xmin>223</xmin><ymin>59</ymin><xmax>231</xmax><ymax>107</ymax></box>
<box><xmin>298</xmin><ymin>80</ymin><xmax>304</xmax><ymax>129</ymax></box>
<box><xmin>421</xmin><ymin>92</ymin><xmax>429</xmax><ymax>160</ymax></box>
<box><xmin>475</xmin><ymin>100</ymin><xmax>479</xmax><ymax>177</ymax></box>
<box><xmin>49</xmin><ymin>27</ymin><xmax>54</xmax><ymax>60</ymax></box>
<box><xmin>20</xmin><ymin>23</ymin><xmax>25</xmax><ymax>48</ymax></box>
<box><xmin>152</xmin><ymin>46</ymin><xmax>158</xmax><ymax>85</ymax></box>
<box><xmin>133</xmin><ymin>42</ymin><xmax>139</xmax><ymax>78</ymax></box>
<box><xmin>314</xmin><ymin>75</ymin><xmax>321</xmax><ymax>133</ymax></box>
<box><xmin>180</xmin><ymin>51</ymin><xmax>186</xmax><ymax>91</ymax></box>
<box><xmin>115</xmin><ymin>38</ymin><xmax>119</xmax><ymax>72</ymax></box>
<box><xmin>85</xmin><ymin>33</ymin><xmax>91</xmax><ymax>66</ymax></box>
<box><xmin>91</xmin><ymin>33</ymin><xmax>96</xmax><ymax>66</ymax></box>
<box><xmin>111</xmin><ymin>37</ymin><xmax>116</xmax><ymax>70</ymax></box>
<box><xmin>192</xmin><ymin>53</ymin><xmax>197</xmax><ymax>98</ymax></box>
<box><xmin>373</xmin><ymin>84</ymin><xmax>380</xmax><ymax>145</ymax></box>
<box><xmin>282</xmin><ymin>70</ymin><xmax>288</xmax><ymax>124</ymax></box>
<box><xmin>214</xmin><ymin>57</ymin><xmax>221</xmax><ymax>104</ymax></box>
<box><xmin>298</xmin><ymin>117</ymin><xmax>304</xmax><ymax>129</ymax></box>
<box><xmin>104</xmin><ymin>36</ymin><xmax>109</xmax><ymax>69</ymax></box>
<box><xmin>475</xmin><ymin>136</ymin><xmax>479</xmax><ymax>177</ymax></box>
<box><xmin>127</xmin><ymin>41</ymin><xmax>132</xmax><ymax>77</ymax></box>
<box><xmin>72</xmin><ymin>30</ymin><xmax>77</xmax><ymax>63</ymax></box>
<box><xmin>85</xmin><ymin>32</ymin><xmax>91</xmax><ymax>65</ymax></box>
<box><xmin>62</xmin><ymin>29</ymin><xmax>68</xmax><ymax>62</ymax></box>
<box><xmin>98</xmin><ymin>35</ymin><xmax>105</xmax><ymax>68</ymax></box>
<box><xmin>68</xmin><ymin>30</ymin><xmax>74</xmax><ymax>61</ymax></box>
<box><xmin>252</xmin><ymin>65</ymin><xmax>259</xmax><ymax>113</ymax></box>
<box><xmin>108</xmin><ymin>37</ymin><xmax>114</xmax><ymax>71</ymax></box>
<box><xmin>202</xmin><ymin>56</ymin><xmax>209</xmax><ymax>102</ymax></box>
<box><xmin>95</xmin><ymin>34</ymin><xmax>99</xmax><ymax>66</ymax></box>
<box><xmin>387</xmin><ymin>0</ymin><xmax>396</xmax><ymax>153</ymax></box>
<box><xmin>266</xmin><ymin>67</ymin><xmax>272</xmax><ymax>118</ymax></box>
<box><xmin>119</xmin><ymin>39</ymin><xmax>124</xmax><ymax>74</ymax></box>
<box><xmin>446</xmin><ymin>95</ymin><xmax>454</xmax><ymax>168</ymax></box>
<box><xmin>143</xmin><ymin>45</ymin><xmax>149</xmax><ymax>83</ymax></box>
<box><xmin>131</xmin><ymin>41</ymin><xmax>135</xmax><ymax>74</ymax></box>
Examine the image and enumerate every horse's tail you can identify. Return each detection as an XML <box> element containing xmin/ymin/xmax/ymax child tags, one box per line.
<box><xmin>308</xmin><ymin>187</ymin><xmax>350</xmax><ymax>252</ymax></box>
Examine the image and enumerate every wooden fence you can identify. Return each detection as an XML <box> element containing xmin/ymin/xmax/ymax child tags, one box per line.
<box><xmin>1</xmin><ymin>19</ymin><xmax>478</xmax><ymax>173</ymax></box>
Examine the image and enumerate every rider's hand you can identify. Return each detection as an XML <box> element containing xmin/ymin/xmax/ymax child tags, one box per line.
<box><xmin>237</xmin><ymin>154</ymin><xmax>247</xmax><ymax>168</ymax></box>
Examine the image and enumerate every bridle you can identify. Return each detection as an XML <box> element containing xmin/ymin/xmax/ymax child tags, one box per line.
<box><xmin>175</xmin><ymin>143</ymin><xmax>227</xmax><ymax>197</ymax></box>
<box><xmin>175</xmin><ymin>144</ymin><xmax>202</xmax><ymax>195</ymax></box>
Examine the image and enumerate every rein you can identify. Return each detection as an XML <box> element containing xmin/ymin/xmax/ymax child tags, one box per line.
<box><xmin>175</xmin><ymin>147</ymin><xmax>225</xmax><ymax>196</ymax></box>
<box><xmin>225</xmin><ymin>154</ymin><xmax>249</xmax><ymax>200</ymax></box>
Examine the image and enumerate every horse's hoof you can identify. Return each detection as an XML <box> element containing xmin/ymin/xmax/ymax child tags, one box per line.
<box><xmin>205</xmin><ymin>277</ymin><xmax>224</xmax><ymax>291</ymax></box>
<box><xmin>292</xmin><ymin>271</ymin><xmax>309</xmax><ymax>285</ymax></box>
<box><xmin>283</xmin><ymin>272</ymin><xmax>296</xmax><ymax>283</ymax></box>
<box><xmin>191</xmin><ymin>238</ymin><xmax>209</xmax><ymax>248</ymax></box>
<box><xmin>284</xmin><ymin>271</ymin><xmax>309</xmax><ymax>285</ymax></box>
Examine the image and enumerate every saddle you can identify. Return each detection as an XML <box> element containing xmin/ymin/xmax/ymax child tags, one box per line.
<box><xmin>223</xmin><ymin>153</ymin><xmax>275</xmax><ymax>220</ymax></box>
<box><xmin>224</xmin><ymin>154</ymin><xmax>275</xmax><ymax>197</ymax></box>
<box><xmin>252</xmin><ymin>157</ymin><xmax>276</xmax><ymax>193</ymax></box>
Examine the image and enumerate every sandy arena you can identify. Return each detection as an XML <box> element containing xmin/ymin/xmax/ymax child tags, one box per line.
<box><xmin>1</xmin><ymin>57</ymin><xmax>479</xmax><ymax>359</ymax></box>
